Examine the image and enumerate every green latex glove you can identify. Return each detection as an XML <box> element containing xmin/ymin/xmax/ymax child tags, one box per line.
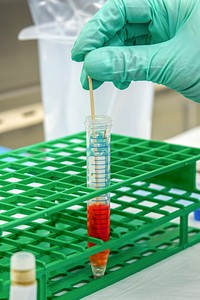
<box><xmin>71</xmin><ymin>0</ymin><xmax>200</xmax><ymax>102</ymax></box>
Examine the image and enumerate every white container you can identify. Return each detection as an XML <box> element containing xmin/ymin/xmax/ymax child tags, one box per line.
<box><xmin>9</xmin><ymin>252</ymin><xmax>37</xmax><ymax>300</ymax></box>
<box><xmin>19</xmin><ymin>24</ymin><xmax>154</xmax><ymax>140</ymax></box>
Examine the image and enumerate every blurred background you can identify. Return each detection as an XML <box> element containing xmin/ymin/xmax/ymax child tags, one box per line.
<box><xmin>0</xmin><ymin>0</ymin><xmax>200</xmax><ymax>150</ymax></box>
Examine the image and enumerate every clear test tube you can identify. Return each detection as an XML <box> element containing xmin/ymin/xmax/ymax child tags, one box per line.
<box><xmin>85</xmin><ymin>115</ymin><xmax>112</xmax><ymax>278</ymax></box>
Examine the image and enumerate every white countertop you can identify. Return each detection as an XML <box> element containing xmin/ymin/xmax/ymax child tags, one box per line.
<box><xmin>166</xmin><ymin>126</ymin><xmax>200</xmax><ymax>149</ymax></box>
<box><xmin>84</xmin><ymin>243</ymin><xmax>200</xmax><ymax>300</ymax></box>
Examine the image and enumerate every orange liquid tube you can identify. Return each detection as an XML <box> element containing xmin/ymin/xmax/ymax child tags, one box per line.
<box><xmin>87</xmin><ymin>202</ymin><xmax>110</xmax><ymax>276</ymax></box>
<box><xmin>85</xmin><ymin>115</ymin><xmax>112</xmax><ymax>278</ymax></box>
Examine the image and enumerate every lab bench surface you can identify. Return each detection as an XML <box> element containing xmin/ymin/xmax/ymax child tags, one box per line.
<box><xmin>84</xmin><ymin>242</ymin><xmax>200</xmax><ymax>300</ymax></box>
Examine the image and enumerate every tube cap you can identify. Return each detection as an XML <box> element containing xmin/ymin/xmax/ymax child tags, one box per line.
<box><xmin>194</xmin><ymin>209</ymin><xmax>200</xmax><ymax>221</ymax></box>
<box><xmin>11</xmin><ymin>252</ymin><xmax>35</xmax><ymax>271</ymax></box>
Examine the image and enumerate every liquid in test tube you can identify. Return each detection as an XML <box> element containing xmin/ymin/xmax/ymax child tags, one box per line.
<box><xmin>85</xmin><ymin>115</ymin><xmax>112</xmax><ymax>278</ymax></box>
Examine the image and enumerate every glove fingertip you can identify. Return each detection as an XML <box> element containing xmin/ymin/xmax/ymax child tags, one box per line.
<box><xmin>80</xmin><ymin>67</ymin><xmax>104</xmax><ymax>90</ymax></box>
<box><xmin>71</xmin><ymin>40</ymin><xmax>85</xmax><ymax>62</ymax></box>
<box><xmin>81</xmin><ymin>77</ymin><xmax>104</xmax><ymax>90</ymax></box>
<box><xmin>92</xmin><ymin>79</ymin><xmax>104</xmax><ymax>90</ymax></box>
<box><xmin>80</xmin><ymin>70</ymin><xmax>89</xmax><ymax>90</ymax></box>
<box><xmin>113</xmin><ymin>81</ymin><xmax>131</xmax><ymax>90</ymax></box>
<box><xmin>71</xmin><ymin>50</ymin><xmax>84</xmax><ymax>62</ymax></box>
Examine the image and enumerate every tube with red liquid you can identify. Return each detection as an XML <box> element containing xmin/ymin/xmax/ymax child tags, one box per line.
<box><xmin>85</xmin><ymin>115</ymin><xmax>112</xmax><ymax>278</ymax></box>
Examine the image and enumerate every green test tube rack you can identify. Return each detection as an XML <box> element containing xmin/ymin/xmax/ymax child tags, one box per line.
<box><xmin>0</xmin><ymin>132</ymin><xmax>200</xmax><ymax>299</ymax></box>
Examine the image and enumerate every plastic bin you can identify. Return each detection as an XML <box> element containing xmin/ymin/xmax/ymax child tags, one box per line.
<box><xmin>19</xmin><ymin>24</ymin><xmax>154</xmax><ymax>141</ymax></box>
<box><xmin>0</xmin><ymin>132</ymin><xmax>200</xmax><ymax>299</ymax></box>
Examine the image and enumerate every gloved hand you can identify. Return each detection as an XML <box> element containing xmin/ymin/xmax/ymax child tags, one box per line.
<box><xmin>71</xmin><ymin>0</ymin><xmax>200</xmax><ymax>102</ymax></box>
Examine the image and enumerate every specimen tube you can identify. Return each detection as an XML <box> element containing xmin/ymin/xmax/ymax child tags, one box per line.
<box><xmin>85</xmin><ymin>115</ymin><xmax>112</xmax><ymax>278</ymax></box>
